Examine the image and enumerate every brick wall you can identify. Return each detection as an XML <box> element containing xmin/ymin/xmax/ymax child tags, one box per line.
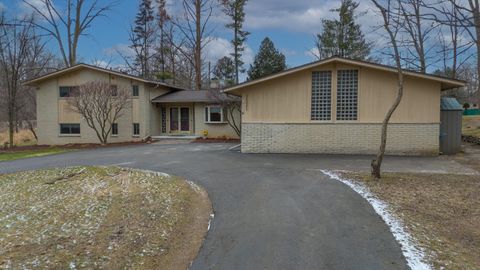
<box><xmin>241</xmin><ymin>123</ymin><xmax>439</xmax><ymax>156</ymax></box>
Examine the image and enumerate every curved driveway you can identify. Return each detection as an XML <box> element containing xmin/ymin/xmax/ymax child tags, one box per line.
<box><xmin>3</xmin><ymin>142</ymin><xmax>468</xmax><ymax>269</ymax></box>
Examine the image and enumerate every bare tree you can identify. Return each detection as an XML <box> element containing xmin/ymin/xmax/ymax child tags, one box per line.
<box><xmin>171</xmin><ymin>0</ymin><xmax>214</xmax><ymax>90</ymax></box>
<box><xmin>23</xmin><ymin>0</ymin><xmax>114</xmax><ymax>67</ymax></box>
<box><xmin>208</xmin><ymin>89</ymin><xmax>241</xmax><ymax>136</ymax></box>
<box><xmin>0</xmin><ymin>13</ymin><xmax>48</xmax><ymax>147</ymax></box>
<box><xmin>370</xmin><ymin>0</ymin><xmax>405</xmax><ymax>179</ymax></box>
<box><xmin>396</xmin><ymin>0</ymin><xmax>438</xmax><ymax>73</ymax></box>
<box><xmin>67</xmin><ymin>81</ymin><xmax>130</xmax><ymax>144</ymax></box>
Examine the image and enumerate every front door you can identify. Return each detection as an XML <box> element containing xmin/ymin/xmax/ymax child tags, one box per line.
<box><xmin>170</xmin><ymin>107</ymin><xmax>190</xmax><ymax>132</ymax></box>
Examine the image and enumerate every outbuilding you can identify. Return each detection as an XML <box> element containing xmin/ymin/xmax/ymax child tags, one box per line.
<box><xmin>224</xmin><ymin>57</ymin><xmax>465</xmax><ymax>155</ymax></box>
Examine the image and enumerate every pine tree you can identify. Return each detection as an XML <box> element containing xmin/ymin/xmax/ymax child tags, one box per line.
<box><xmin>221</xmin><ymin>0</ymin><xmax>250</xmax><ymax>84</ymax></box>
<box><xmin>247</xmin><ymin>37</ymin><xmax>286</xmax><ymax>81</ymax></box>
<box><xmin>316</xmin><ymin>0</ymin><xmax>370</xmax><ymax>60</ymax></box>
<box><xmin>130</xmin><ymin>0</ymin><xmax>155</xmax><ymax>78</ymax></box>
<box><xmin>155</xmin><ymin>0</ymin><xmax>171</xmax><ymax>82</ymax></box>
<box><xmin>213</xmin><ymin>56</ymin><xmax>236</xmax><ymax>85</ymax></box>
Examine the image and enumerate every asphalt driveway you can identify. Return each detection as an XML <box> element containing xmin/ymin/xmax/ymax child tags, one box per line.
<box><xmin>0</xmin><ymin>142</ymin><xmax>473</xmax><ymax>269</ymax></box>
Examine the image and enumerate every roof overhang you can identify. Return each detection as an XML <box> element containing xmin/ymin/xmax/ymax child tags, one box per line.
<box><xmin>23</xmin><ymin>63</ymin><xmax>188</xmax><ymax>91</ymax></box>
<box><xmin>152</xmin><ymin>90</ymin><xmax>240</xmax><ymax>103</ymax></box>
<box><xmin>223</xmin><ymin>57</ymin><xmax>466</xmax><ymax>95</ymax></box>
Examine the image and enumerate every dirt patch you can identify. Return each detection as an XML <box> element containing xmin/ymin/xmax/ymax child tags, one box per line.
<box><xmin>0</xmin><ymin>167</ymin><xmax>212</xmax><ymax>269</ymax></box>
<box><xmin>341</xmin><ymin>171</ymin><xmax>480</xmax><ymax>269</ymax></box>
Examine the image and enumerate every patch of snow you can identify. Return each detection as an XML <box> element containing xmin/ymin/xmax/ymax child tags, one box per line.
<box><xmin>320</xmin><ymin>170</ymin><xmax>432</xmax><ymax>270</ymax></box>
<box><xmin>207</xmin><ymin>213</ymin><xmax>215</xmax><ymax>231</ymax></box>
<box><xmin>186</xmin><ymin>180</ymin><xmax>201</xmax><ymax>193</ymax></box>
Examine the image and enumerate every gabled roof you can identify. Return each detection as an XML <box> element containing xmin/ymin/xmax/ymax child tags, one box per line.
<box><xmin>23</xmin><ymin>63</ymin><xmax>188</xmax><ymax>91</ymax></box>
<box><xmin>224</xmin><ymin>57</ymin><xmax>466</xmax><ymax>94</ymax></box>
<box><xmin>152</xmin><ymin>90</ymin><xmax>238</xmax><ymax>103</ymax></box>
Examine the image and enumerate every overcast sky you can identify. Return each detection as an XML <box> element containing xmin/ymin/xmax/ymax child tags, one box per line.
<box><xmin>2</xmin><ymin>0</ymin><xmax>389</xmax><ymax>79</ymax></box>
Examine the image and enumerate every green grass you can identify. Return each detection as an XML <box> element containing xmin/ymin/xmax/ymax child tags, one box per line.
<box><xmin>462</xmin><ymin>115</ymin><xmax>480</xmax><ymax>138</ymax></box>
<box><xmin>0</xmin><ymin>148</ymin><xmax>70</xmax><ymax>162</ymax></box>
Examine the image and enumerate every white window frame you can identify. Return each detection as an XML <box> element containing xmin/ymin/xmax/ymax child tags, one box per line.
<box><xmin>204</xmin><ymin>106</ymin><xmax>226</xmax><ymax>124</ymax></box>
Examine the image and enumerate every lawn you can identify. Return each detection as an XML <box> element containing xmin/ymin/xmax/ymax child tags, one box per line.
<box><xmin>462</xmin><ymin>115</ymin><xmax>480</xmax><ymax>138</ymax></box>
<box><xmin>341</xmin><ymin>171</ymin><xmax>480</xmax><ymax>269</ymax></box>
<box><xmin>0</xmin><ymin>147</ymin><xmax>70</xmax><ymax>162</ymax></box>
<box><xmin>0</xmin><ymin>166</ymin><xmax>212</xmax><ymax>269</ymax></box>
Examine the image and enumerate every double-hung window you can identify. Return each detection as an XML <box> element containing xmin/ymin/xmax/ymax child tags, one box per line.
<box><xmin>110</xmin><ymin>85</ymin><xmax>118</xmax><ymax>96</ymax></box>
<box><xmin>311</xmin><ymin>71</ymin><xmax>332</xmax><ymax>120</ymax></box>
<box><xmin>60</xmin><ymin>124</ymin><xmax>80</xmax><ymax>135</ymax></box>
<box><xmin>133</xmin><ymin>123</ymin><xmax>140</xmax><ymax>136</ymax></box>
<box><xmin>205</xmin><ymin>106</ymin><xmax>224</xmax><ymax>123</ymax></box>
<box><xmin>132</xmin><ymin>85</ymin><xmax>139</xmax><ymax>97</ymax></box>
<box><xmin>111</xmin><ymin>123</ymin><xmax>118</xmax><ymax>136</ymax></box>
<box><xmin>336</xmin><ymin>70</ymin><xmax>358</xmax><ymax>121</ymax></box>
<box><xmin>59</xmin><ymin>86</ymin><xmax>78</xmax><ymax>97</ymax></box>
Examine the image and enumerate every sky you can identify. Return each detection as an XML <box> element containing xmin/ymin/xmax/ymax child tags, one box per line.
<box><xmin>0</xmin><ymin>0</ymin><xmax>397</xmax><ymax>80</ymax></box>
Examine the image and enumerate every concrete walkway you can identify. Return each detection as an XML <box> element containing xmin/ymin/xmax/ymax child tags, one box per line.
<box><xmin>0</xmin><ymin>143</ymin><xmax>474</xmax><ymax>269</ymax></box>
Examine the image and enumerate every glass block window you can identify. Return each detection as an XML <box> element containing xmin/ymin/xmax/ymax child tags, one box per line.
<box><xmin>336</xmin><ymin>70</ymin><xmax>358</xmax><ymax>120</ymax></box>
<box><xmin>311</xmin><ymin>71</ymin><xmax>332</xmax><ymax>120</ymax></box>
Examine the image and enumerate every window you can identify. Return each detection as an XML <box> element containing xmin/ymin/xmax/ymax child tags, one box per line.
<box><xmin>110</xmin><ymin>85</ymin><xmax>118</xmax><ymax>96</ymax></box>
<box><xmin>132</xmin><ymin>85</ymin><xmax>139</xmax><ymax>97</ymax></box>
<box><xmin>60</xmin><ymin>124</ymin><xmax>80</xmax><ymax>135</ymax></box>
<box><xmin>205</xmin><ymin>106</ymin><xmax>224</xmax><ymax>123</ymax></box>
<box><xmin>311</xmin><ymin>71</ymin><xmax>332</xmax><ymax>120</ymax></box>
<box><xmin>336</xmin><ymin>70</ymin><xmax>358</xmax><ymax>120</ymax></box>
<box><xmin>59</xmin><ymin>86</ymin><xmax>78</xmax><ymax>97</ymax></box>
<box><xmin>111</xmin><ymin>123</ymin><xmax>118</xmax><ymax>135</ymax></box>
<box><xmin>133</xmin><ymin>123</ymin><xmax>140</xmax><ymax>136</ymax></box>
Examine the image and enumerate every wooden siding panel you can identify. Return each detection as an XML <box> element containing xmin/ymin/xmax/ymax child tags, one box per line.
<box><xmin>242</xmin><ymin>64</ymin><xmax>441</xmax><ymax>124</ymax></box>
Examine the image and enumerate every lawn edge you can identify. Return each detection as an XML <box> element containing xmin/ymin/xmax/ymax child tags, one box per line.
<box><xmin>320</xmin><ymin>170</ymin><xmax>432</xmax><ymax>270</ymax></box>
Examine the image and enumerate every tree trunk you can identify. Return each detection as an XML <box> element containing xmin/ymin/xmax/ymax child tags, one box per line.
<box><xmin>234</xmin><ymin>19</ymin><xmax>239</xmax><ymax>84</ymax></box>
<box><xmin>195</xmin><ymin>0</ymin><xmax>202</xmax><ymax>90</ymax></box>
<box><xmin>8</xmin><ymin>104</ymin><xmax>14</xmax><ymax>147</ymax></box>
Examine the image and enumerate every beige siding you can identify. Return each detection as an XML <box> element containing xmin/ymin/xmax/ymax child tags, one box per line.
<box><xmin>35</xmin><ymin>68</ymin><xmax>171</xmax><ymax>145</ymax></box>
<box><xmin>194</xmin><ymin>103</ymin><xmax>240</xmax><ymax>139</ymax></box>
<box><xmin>241</xmin><ymin>64</ymin><xmax>441</xmax><ymax>124</ymax></box>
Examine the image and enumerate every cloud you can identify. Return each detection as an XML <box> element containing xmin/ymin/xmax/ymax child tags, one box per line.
<box><xmin>20</xmin><ymin>0</ymin><xmax>57</xmax><ymax>18</ymax></box>
<box><xmin>305</xmin><ymin>47</ymin><xmax>320</xmax><ymax>60</ymax></box>
<box><xmin>243</xmin><ymin>0</ymin><xmax>382</xmax><ymax>35</ymax></box>
<box><xmin>204</xmin><ymin>37</ymin><xmax>254</xmax><ymax>67</ymax></box>
<box><xmin>104</xmin><ymin>44</ymin><xmax>135</xmax><ymax>58</ymax></box>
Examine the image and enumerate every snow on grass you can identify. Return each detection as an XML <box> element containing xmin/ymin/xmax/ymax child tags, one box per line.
<box><xmin>321</xmin><ymin>170</ymin><xmax>432</xmax><ymax>270</ymax></box>
<box><xmin>0</xmin><ymin>166</ymin><xmax>197</xmax><ymax>269</ymax></box>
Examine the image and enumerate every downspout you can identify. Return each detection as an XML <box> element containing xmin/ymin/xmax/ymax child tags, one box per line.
<box><xmin>192</xmin><ymin>102</ymin><xmax>196</xmax><ymax>135</ymax></box>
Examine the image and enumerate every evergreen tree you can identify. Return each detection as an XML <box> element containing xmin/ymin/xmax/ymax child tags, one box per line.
<box><xmin>155</xmin><ymin>0</ymin><xmax>171</xmax><ymax>82</ymax></box>
<box><xmin>221</xmin><ymin>0</ymin><xmax>250</xmax><ymax>84</ymax></box>
<box><xmin>247</xmin><ymin>38</ymin><xmax>286</xmax><ymax>81</ymax></box>
<box><xmin>130</xmin><ymin>0</ymin><xmax>155</xmax><ymax>78</ymax></box>
<box><xmin>213</xmin><ymin>56</ymin><xmax>236</xmax><ymax>85</ymax></box>
<box><xmin>315</xmin><ymin>0</ymin><xmax>370</xmax><ymax>60</ymax></box>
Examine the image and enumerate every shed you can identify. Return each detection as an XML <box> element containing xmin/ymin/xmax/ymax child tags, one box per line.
<box><xmin>440</xmin><ymin>97</ymin><xmax>463</xmax><ymax>155</ymax></box>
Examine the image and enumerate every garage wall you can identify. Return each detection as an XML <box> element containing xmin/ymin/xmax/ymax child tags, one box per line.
<box><xmin>240</xmin><ymin>63</ymin><xmax>441</xmax><ymax>124</ymax></box>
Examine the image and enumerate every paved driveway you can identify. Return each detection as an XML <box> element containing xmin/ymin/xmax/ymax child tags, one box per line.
<box><xmin>0</xmin><ymin>143</ymin><xmax>473</xmax><ymax>269</ymax></box>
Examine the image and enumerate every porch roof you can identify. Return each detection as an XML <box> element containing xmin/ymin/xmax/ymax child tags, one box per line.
<box><xmin>151</xmin><ymin>90</ymin><xmax>237</xmax><ymax>103</ymax></box>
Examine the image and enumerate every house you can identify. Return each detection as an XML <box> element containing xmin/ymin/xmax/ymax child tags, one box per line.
<box><xmin>224</xmin><ymin>57</ymin><xmax>465</xmax><ymax>155</ymax></box>
<box><xmin>24</xmin><ymin>64</ymin><xmax>240</xmax><ymax>145</ymax></box>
